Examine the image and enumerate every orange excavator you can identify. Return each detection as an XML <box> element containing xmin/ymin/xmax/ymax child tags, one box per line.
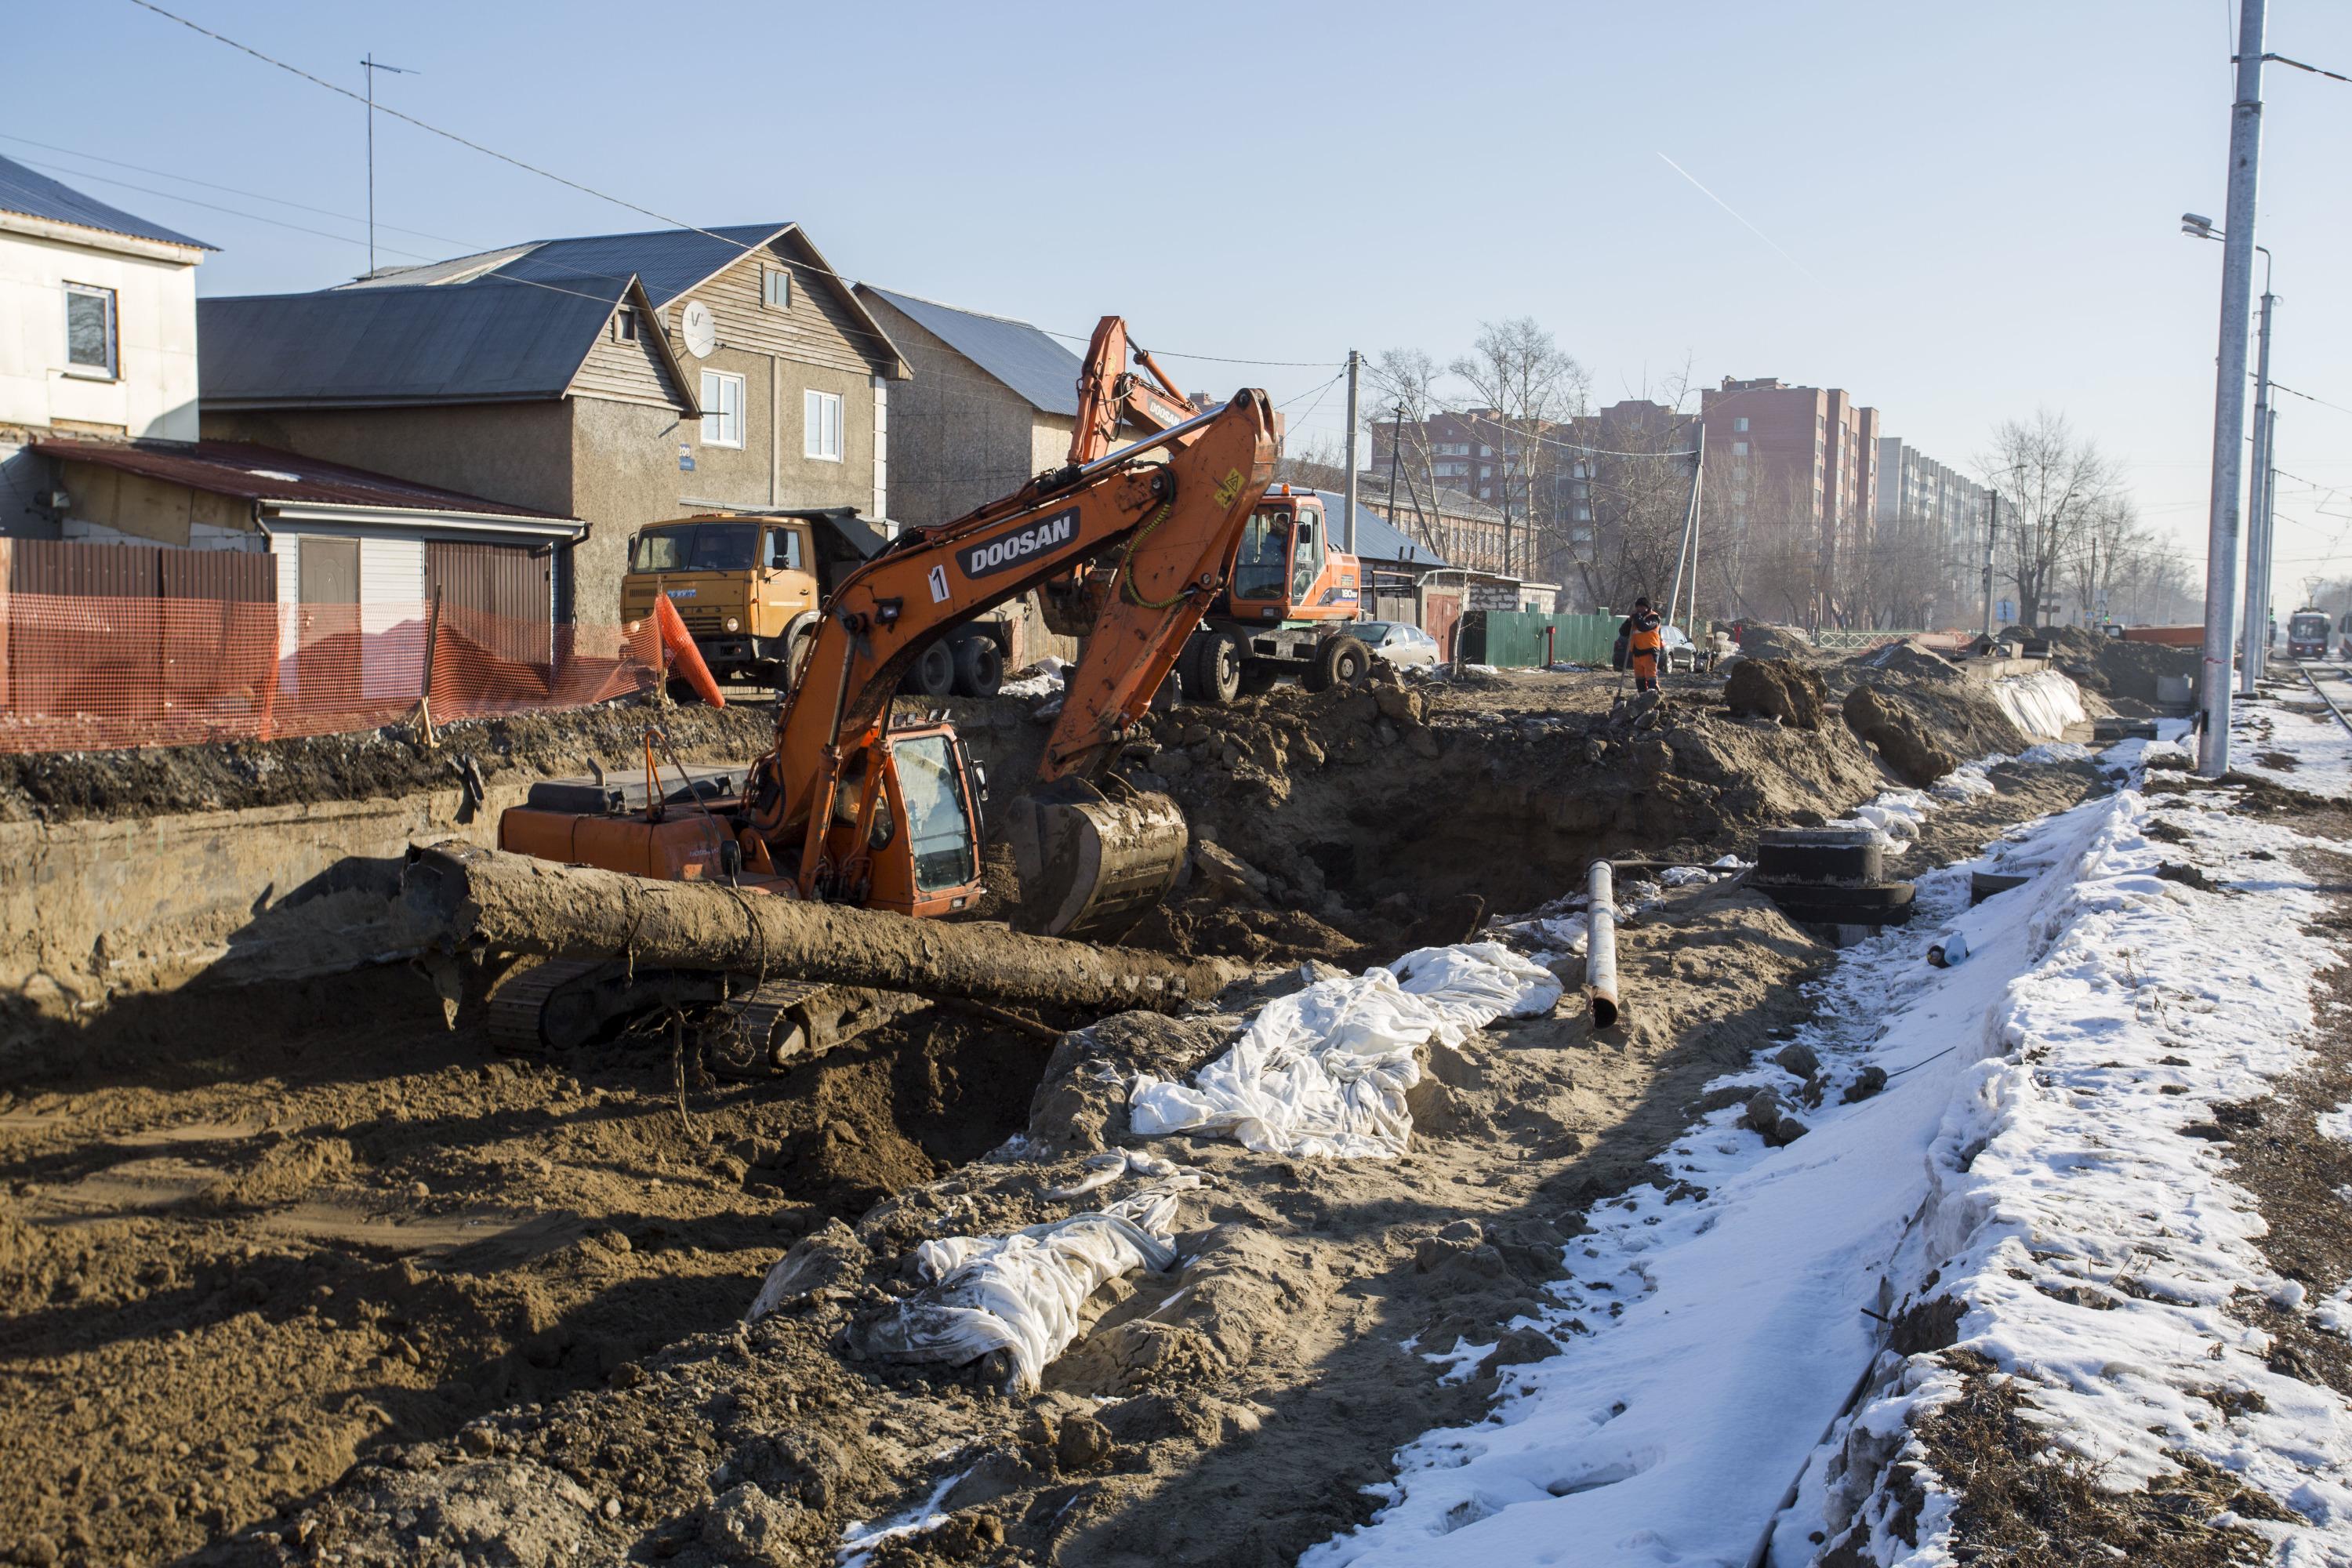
<box><xmin>1051</xmin><ymin>318</ymin><xmax>1373</xmax><ymax>704</ymax></box>
<box><xmin>473</xmin><ymin>367</ymin><xmax>1278</xmax><ymax>1063</ymax></box>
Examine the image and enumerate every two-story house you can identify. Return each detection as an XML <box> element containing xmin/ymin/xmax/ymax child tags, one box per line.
<box><xmin>0</xmin><ymin>152</ymin><xmax>211</xmax><ymax>535</ymax></box>
<box><xmin>197</xmin><ymin>223</ymin><xmax>909</xmax><ymax>622</ymax></box>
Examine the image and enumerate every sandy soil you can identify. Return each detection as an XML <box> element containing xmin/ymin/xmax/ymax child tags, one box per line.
<box><xmin>0</xmin><ymin>646</ymin><xmax>2107</xmax><ymax>1567</ymax></box>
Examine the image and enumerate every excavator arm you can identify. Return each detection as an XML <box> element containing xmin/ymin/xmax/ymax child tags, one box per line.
<box><xmin>1068</xmin><ymin>315</ymin><xmax>1202</xmax><ymax>466</ymax></box>
<box><xmin>742</xmin><ymin>386</ymin><xmax>1277</xmax><ymax>931</ymax></box>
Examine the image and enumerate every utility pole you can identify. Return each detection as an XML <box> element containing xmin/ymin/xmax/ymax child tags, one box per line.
<box><xmin>1665</xmin><ymin>423</ymin><xmax>1706</xmax><ymax>636</ymax></box>
<box><xmin>1981</xmin><ymin>492</ymin><xmax>1998</xmax><ymax>639</ymax></box>
<box><xmin>1342</xmin><ymin>350</ymin><xmax>1360</xmax><ymax>557</ymax></box>
<box><xmin>2256</xmin><ymin>405</ymin><xmax>2279</xmax><ymax>671</ymax></box>
<box><xmin>2238</xmin><ymin>286</ymin><xmax>2277</xmax><ymax>695</ymax></box>
<box><xmin>2196</xmin><ymin>0</ymin><xmax>2265</xmax><ymax>778</ymax></box>
<box><xmin>360</xmin><ymin>53</ymin><xmax>418</xmax><ymax>277</ymax></box>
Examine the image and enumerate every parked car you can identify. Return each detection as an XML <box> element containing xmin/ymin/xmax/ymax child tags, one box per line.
<box><xmin>1356</xmin><ymin>620</ymin><xmax>1442</xmax><ymax>669</ymax></box>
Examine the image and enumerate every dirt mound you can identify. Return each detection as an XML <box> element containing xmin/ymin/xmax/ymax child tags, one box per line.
<box><xmin>0</xmin><ymin>699</ymin><xmax>782</xmax><ymax>825</ymax></box>
<box><xmin>2072</xmin><ymin>639</ymin><xmax>2197</xmax><ymax>705</ymax></box>
<box><xmin>1843</xmin><ymin>685</ymin><xmax>1958</xmax><ymax>786</ymax></box>
<box><xmin>1849</xmin><ymin>638</ymin><xmax>1961</xmax><ymax>684</ymax></box>
<box><xmin>1736</xmin><ymin>623</ymin><xmax>1817</xmax><ymax>662</ymax></box>
<box><xmin>1724</xmin><ymin>659</ymin><xmax>1829</xmax><ymax>729</ymax></box>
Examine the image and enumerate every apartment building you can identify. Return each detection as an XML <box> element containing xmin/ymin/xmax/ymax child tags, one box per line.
<box><xmin>1698</xmin><ymin>377</ymin><xmax>1879</xmax><ymax>622</ymax></box>
<box><xmin>1874</xmin><ymin>437</ymin><xmax>1991</xmax><ymax>622</ymax></box>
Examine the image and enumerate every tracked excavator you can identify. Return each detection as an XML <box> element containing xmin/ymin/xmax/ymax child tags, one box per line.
<box><xmin>451</xmin><ymin>370</ymin><xmax>1279</xmax><ymax>1069</ymax></box>
<box><xmin>1047</xmin><ymin>318</ymin><xmax>1373</xmax><ymax>704</ymax></box>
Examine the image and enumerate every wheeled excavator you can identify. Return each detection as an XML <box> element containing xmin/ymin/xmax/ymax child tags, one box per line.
<box><xmin>459</xmin><ymin>379</ymin><xmax>1279</xmax><ymax>1069</ymax></box>
<box><xmin>1048</xmin><ymin>318</ymin><xmax>1374</xmax><ymax>704</ymax></box>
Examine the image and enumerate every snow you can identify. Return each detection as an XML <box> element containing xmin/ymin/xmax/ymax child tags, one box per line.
<box><xmin>2234</xmin><ymin>670</ymin><xmax>2352</xmax><ymax>800</ymax></box>
<box><xmin>1311</xmin><ymin>711</ymin><xmax>2352</xmax><ymax>1568</ymax></box>
<box><xmin>996</xmin><ymin>655</ymin><xmax>1069</xmax><ymax>700</ymax></box>
<box><xmin>1129</xmin><ymin>944</ymin><xmax>1562</xmax><ymax>1160</ymax></box>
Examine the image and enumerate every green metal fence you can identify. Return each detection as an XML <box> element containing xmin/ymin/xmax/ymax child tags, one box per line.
<box><xmin>1456</xmin><ymin>611</ymin><xmax>1623</xmax><ymax>667</ymax></box>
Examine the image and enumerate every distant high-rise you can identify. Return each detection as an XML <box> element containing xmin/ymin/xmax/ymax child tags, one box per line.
<box><xmin>1875</xmin><ymin>438</ymin><xmax>1992</xmax><ymax>626</ymax></box>
<box><xmin>1698</xmin><ymin>378</ymin><xmax>1880</xmax><ymax>625</ymax></box>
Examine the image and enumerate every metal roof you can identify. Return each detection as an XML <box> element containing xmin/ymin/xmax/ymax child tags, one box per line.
<box><xmin>858</xmin><ymin>285</ymin><xmax>1081</xmax><ymax>416</ymax></box>
<box><xmin>200</xmin><ymin>273</ymin><xmax>641</xmax><ymax>408</ymax></box>
<box><xmin>1306</xmin><ymin>489</ymin><xmax>1447</xmax><ymax>569</ymax></box>
<box><xmin>344</xmin><ymin>223</ymin><xmax>786</xmax><ymax>308</ymax></box>
<box><xmin>0</xmin><ymin>153</ymin><xmax>212</xmax><ymax>250</ymax></box>
<box><xmin>207</xmin><ymin>221</ymin><xmax>901</xmax><ymax>408</ymax></box>
<box><xmin>33</xmin><ymin>437</ymin><xmax>575</xmax><ymax>522</ymax></box>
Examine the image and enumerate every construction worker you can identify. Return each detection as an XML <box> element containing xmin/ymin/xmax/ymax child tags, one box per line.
<box><xmin>1622</xmin><ymin>597</ymin><xmax>1664</xmax><ymax>694</ymax></box>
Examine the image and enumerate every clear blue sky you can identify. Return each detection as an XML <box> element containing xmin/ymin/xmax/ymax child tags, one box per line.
<box><xmin>15</xmin><ymin>2</ymin><xmax>2351</xmax><ymax>590</ymax></box>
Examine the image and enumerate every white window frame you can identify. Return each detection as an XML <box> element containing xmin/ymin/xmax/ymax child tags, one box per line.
<box><xmin>761</xmin><ymin>268</ymin><xmax>791</xmax><ymax>310</ymax></box>
<box><xmin>700</xmin><ymin>369</ymin><xmax>745</xmax><ymax>448</ymax></box>
<box><xmin>612</xmin><ymin>307</ymin><xmax>637</xmax><ymax>343</ymax></box>
<box><xmin>804</xmin><ymin>389</ymin><xmax>844</xmax><ymax>462</ymax></box>
<box><xmin>64</xmin><ymin>282</ymin><xmax>118</xmax><ymax>379</ymax></box>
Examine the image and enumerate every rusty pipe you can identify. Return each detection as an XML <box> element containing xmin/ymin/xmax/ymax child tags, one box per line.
<box><xmin>1586</xmin><ymin>859</ymin><xmax>1620</xmax><ymax>1029</ymax></box>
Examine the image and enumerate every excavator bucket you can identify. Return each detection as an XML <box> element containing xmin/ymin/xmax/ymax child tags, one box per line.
<box><xmin>1004</xmin><ymin>778</ymin><xmax>1188</xmax><ymax>941</ymax></box>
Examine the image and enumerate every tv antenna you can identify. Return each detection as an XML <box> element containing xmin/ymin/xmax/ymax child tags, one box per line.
<box><xmin>360</xmin><ymin>53</ymin><xmax>418</xmax><ymax>275</ymax></box>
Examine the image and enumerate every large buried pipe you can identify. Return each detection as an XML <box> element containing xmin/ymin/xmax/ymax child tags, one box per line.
<box><xmin>1586</xmin><ymin>858</ymin><xmax>1621</xmax><ymax>1029</ymax></box>
<box><xmin>402</xmin><ymin>841</ymin><xmax>1247</xmax><ymax>1015</ymax></box>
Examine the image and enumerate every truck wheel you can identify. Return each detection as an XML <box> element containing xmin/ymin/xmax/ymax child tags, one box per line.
<box><xmin>780</xmin><ymin>626</ymin><xmax>818</xmax><ymax>692</ymax></box>
<box><xmin>912</xmin><ymin>641</ymin><xmax>956</xmax><ymax>699</ymax></box>
<box><xmin>1305</xmin><ymin>635</ymin><xmax>1370</xmax><ymax>692</ymax></box>
<box><xmin>1185</xmin><ymin>630</ymin><xmax>1243</xmax><ymax>706</ymax></box>
<box><xmin>952</xmin><ymin>635</ymin><xmax>1004</xmax><ymax>699</ymax></box>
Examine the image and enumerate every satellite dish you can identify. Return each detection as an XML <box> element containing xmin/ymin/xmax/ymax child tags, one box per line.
<box><xmin>681</xmin><ymin>299</ymin><xmax>717</xmax><ymax>358</ymax></box>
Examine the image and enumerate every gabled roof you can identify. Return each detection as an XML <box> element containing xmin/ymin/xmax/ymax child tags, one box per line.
<box><xmin>343</xmin><ymin>222</ymin><xmax>787</xmax><ymax>309</ymax></box>
<box><xmin>33</xmin><ymin>437</ymin><xmax>578</xmax><ymax>528</ymax></box>
<box><xmin>0</xmin><ymin>152</ymin><xmax>212</xmax><ymax>251</ymax></box>
<box><xmin>204</xmin><ymin>222</ymin><xmax>902</xmax><ymax>411</ymax></box>
<box><xmin>1305</xmin><ymin>489</ymin><xmax>1447</xmax><ymax>570</ymax></box>
<box><xmin>201</xmin><ymin>272</ymin><xmax>691</xmax><ymax>411</ymax></box>
<box><xmin>858</xmin><ymin>285</ymin><xmax>1081</xmax><ymax>416</ymax></box>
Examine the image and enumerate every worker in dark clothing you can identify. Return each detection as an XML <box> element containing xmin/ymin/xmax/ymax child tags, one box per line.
<box><xmin>1621</xmin><ymin>597</ymin><xmax>1664</xmax><ymax>693</ymax></box>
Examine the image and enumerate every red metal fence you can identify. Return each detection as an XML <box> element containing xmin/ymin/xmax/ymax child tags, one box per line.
<box><xmin>0</xmin><ymin>593</ymin><xmax>664</xmax><ymax>753</ymax></box>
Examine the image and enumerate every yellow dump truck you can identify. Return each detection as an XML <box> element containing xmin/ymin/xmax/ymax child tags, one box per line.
<box><xmin>620</xmin><ymin>508</ymin><xmax>1010</xmax><ymax>695</ymax></box>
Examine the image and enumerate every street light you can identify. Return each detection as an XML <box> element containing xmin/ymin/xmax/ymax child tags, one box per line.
<box><xmin>2183</xmin><ymin>216</ymin><xmax>2278</xmax><ymax>696</ymax></box>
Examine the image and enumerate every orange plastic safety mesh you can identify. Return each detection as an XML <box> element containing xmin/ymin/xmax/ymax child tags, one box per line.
<box><xmin>0</xmin><ymin>593</ymin><xmax>666</xmax><ymax>753</ymax></box>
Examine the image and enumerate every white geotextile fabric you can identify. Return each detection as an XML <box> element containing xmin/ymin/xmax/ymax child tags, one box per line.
<box><xmin>1127</xmin><ymin>942</ymin><xmax>1563</xmax><ymax>1160</ymax></box>
<box><xmin>1991</xmin><ymin>669</ymin><xmax>2086</xmax><ymax>740</ymax></box>
<box><xmin>851</xmin><ymin>1179</ymin><xmax>1196</xmax><ymax>1392</ymax></box>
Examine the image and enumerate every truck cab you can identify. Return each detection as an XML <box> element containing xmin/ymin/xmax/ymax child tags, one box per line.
<box><xmin>1175</xmin><ymin>488</ymin><xmax>1372</xmax><ymax>705</ymax></box>
<box><xmin>622</xmin><ymin>513</ymin><xmax>839</xmax><ymax>688</ymax></box>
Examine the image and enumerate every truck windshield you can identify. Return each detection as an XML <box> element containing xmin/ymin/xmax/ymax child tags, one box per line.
<box><xmin>893</xmin><ymin>733</ymin><xmax>977</xmax><ymax>893</ymax></box>
<box><xmin>630</xmin><ymin>523</ymin><xmax>760</xmax><ymax>572</ymax></box>
<box><xmin>1233</xmin><ymin>509</ymin><xmax>1290</xmax><ymax>601</ymax></box>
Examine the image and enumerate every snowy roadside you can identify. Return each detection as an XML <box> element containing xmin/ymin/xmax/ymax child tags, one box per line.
<box><xmin>1310</xmin><ymin>719</ymin><xmax>2352</xmax><ymax>1568</ymax></box>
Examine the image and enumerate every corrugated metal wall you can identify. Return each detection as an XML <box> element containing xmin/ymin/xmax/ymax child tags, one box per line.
<box><xmin>10</xmin><ymin>539</ymin><xmax>272</xmax><ymax>601</ymax></box>
<box><xmin>426</xmin><ymin>540</ymin><xmax>554</xmax><ymax>666</ymax></box>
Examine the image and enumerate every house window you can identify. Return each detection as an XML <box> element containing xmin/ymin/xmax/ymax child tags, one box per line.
<box><xmin>64</xmin><ymin>283</ymin><xmax>117</xmax><ymax>379</ymax></box>
<box><xmin>612</xmin><ymin>308</ymin><xmax>637</xmax><ymax>343</ymax></box>
<box><xmin>1733</xmin><ymin>441</ymin><xmax>1750</xmax><ymax>456</ymax></box>
<box><xmin>701</xmin><ymin>370</ymin><xmax>745</xmax><ymax>448</ymax></box>
<box><xmin>804</xmin><ymin>389</ymin><xmax>844</xmax><ymax>462</ymax></box>
<box><xmin>762</xmin><ymin>269</ymin><xmax>791</xmax><ymax>310</ymax></box>
<box><xmin>1733</xmin><ymin>416</ymin><xmax>1749</xmax><ymax>432</ymax></box>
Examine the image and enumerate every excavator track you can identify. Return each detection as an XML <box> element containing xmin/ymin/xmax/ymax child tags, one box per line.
<box><xmin>483</xmin><ymin>959</ymin><xmax>869</xmax><ymax>1078</ymax></box>
<box><xmin>485</xmin><ymin>956</ymin><xmax>607</xmax><ymax>1057</ymax></box>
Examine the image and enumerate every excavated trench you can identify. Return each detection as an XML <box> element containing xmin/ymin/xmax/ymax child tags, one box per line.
<box><xmin>0</xmin><ymin>648</ymin><xmax>2112</xmax><ymax>1566</ymax></box>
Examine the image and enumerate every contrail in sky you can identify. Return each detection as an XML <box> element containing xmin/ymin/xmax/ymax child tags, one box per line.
<box><xmin>1656</xmin><ymin>151</ymin><xmax>1822</xmax><ymax>285</ymax></box>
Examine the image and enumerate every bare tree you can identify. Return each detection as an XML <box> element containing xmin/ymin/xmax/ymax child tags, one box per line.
<box><xmin>1448</xmin><ymin>318</ymin><xmax>1589</xmax><ymax>576</ymax></box>
<box><xmin>1364</xmin><ymin>348</ymin><xmax>1448</xmax><ymax>553</ymax></box>
<box><xmin>1979</xmin><ymin>411</ymin><xmax>2125</xmax><ymax>630</ymax></box>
